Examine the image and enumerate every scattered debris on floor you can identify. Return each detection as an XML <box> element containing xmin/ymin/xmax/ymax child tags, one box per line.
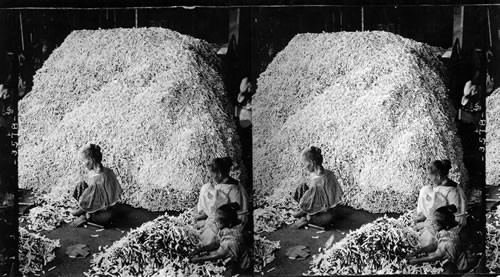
<box><xmin>19</xmin><ymin>227</ymin><xmax>60</xmax><ymax>276</ymax></box>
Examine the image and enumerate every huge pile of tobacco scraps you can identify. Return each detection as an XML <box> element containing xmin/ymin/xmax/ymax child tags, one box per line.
<box><xmin>254</xmin><ymin>31</ymin><xmax>467</xmax><ymax>213</ymax></box>
<box><xmin>19</xmin><ymin>27</ymin><xmax>245</xmax><ymax>212</ymax></box>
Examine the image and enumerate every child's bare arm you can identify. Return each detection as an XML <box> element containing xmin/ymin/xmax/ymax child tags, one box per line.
<box><xmin>190</xmin><ymin>247</ymin><xmax>228</xmax><ymax>263</ymax></box>
<box><xmin>191</xmin><ymin>241</ymin><xmax>219</xmax><ymax>257</ymax></box>
<box><xmin>408</xmin><ymin>242</ymin><xmax>438</xmax><ymax>259</ymax></box>
<box><xmin>409</xmin><ymin>249</ymin><xmax>444</xmax><ymax>265</ymax></box>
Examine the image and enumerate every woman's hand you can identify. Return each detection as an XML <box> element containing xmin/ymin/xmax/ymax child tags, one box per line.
<box><xmin>190</xmin><ymin>256</ymin><xmax>202</xmax><ymax>263</ymax></box>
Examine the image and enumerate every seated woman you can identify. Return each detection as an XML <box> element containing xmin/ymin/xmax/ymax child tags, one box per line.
<box><xmin>190</xmin><ymin>203</ymin><xmax>251</xmax><ymax>277</ymax></box>
<box><xmin>409</xmin><ymin>205</ymin><xmax>466</xmax><ymax>273</ymax></box>
<box><xmin>414</xmin><ymin>160</ymin><xmax>467</xmax><ymax>246</ymax></box>
<box><xmin>291</xmin><ymin>146</ymin><xmax>343</xmax><ymax>229</ymax></box>
<box><xmin>70</xmin><ymin>144</ymin><xmax>122</xmax><ymax>227</ymax></box>
<box><xmin>195</xmin><ymin>157</ymin><xmax>249</xmax><ymax>245</ymax></box>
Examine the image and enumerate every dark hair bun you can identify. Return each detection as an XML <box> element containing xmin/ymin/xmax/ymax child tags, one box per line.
<box><xmin>311</xmin><ymin>146</ymin><xmax>321</xmax><ymax>155</ymax></box>
<box><xmin>446</xmin><ymin>204</ymin><xmax>458</xmax><ymax>214</ymax></box>
<box><xmin>216</xmin><ymin>202</ymin><xmax>240</xmax><ymax>226</ymax></box>
<box><xmin>442</xmin><ymin>160</ymin><xmax>452</xmax><ymax>171</ymax></box>
<box><xmin>91</xmin><ymin>144</ymin><xmax>101</xmax><ymax>152</ymax></box>
<box><xmin>223</xmin><ymin>157</ymin><xmax>233</xmax><ymax>168</ymax></box>
<box><xmin>83</xmin><ymin>144</ymin><xmax>103</xmax><ymax>164</ymax></box>
<box><xmin>430</xmin><ymin>159</ymin><xmax>452</xmax><ymax>176</ymax></box>
<box><xmin>303</xmin><ymin>146</ymin><xmax>324</xmax><ymax>166</ymax></box>
<box><xmin>210</xmin><ymin>157</ymin><xmax>233</xmax><ymax>176</ymax></box>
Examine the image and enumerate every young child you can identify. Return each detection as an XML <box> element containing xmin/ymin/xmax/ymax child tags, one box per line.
<box><xmin>408</xmin><ymin>204</ymin><xmax>464</xmax><ymax>273</ymax></box>
<box><xmin>190</xmin><ymin>202</ymin><xmax>250</xmax><ymax>276</ymax></box>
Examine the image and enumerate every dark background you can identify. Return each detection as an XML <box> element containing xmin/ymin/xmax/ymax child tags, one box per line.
<box><xmin>0</xmin><ymin>6</ymin><xmax>499</xmax><ymax>83</ymax></box>
<box><xmin>0</xmin><ymin>4</ymin><xmax>498</xmax><ymax>276</ymax></box>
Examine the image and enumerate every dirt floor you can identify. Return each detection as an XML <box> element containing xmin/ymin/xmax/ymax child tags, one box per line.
<box><xmin>20</xmin><ymin>203</ymin><xmax>166</xmax><ymax>277</ymax></box>
<box><xmin>258</xmin><ymin>206</ymin><xmax>400</xmax><ymax>276</ymax></box>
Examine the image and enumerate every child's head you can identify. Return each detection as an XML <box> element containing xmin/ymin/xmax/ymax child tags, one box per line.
<box><xmin>302</xmin><ymin>146</ymin><xmax>323</xmax><ymax>173</ymax></box>
<box><xmin>215</xmin><ymin>202</ymin><xmax>240</xmax><ymax>229</ymax></box>
<box><xmin>208</xmin><ymin>157</ymin><xmax>233</xmax><ymax>183</ymax></box>
<box><xmin>433</xmin><ymin>204</ymin><xmax>458</xmax><ymax>231</ymax></box>
<box><xmin>428</xmin><ymin>159</ymin><xmax>452</xmax><ymax>185</ymax></box>
<box><xmin>81</xmin><ymin>144</ymin><xmax>103</xmax><ymax>171</ymax></box>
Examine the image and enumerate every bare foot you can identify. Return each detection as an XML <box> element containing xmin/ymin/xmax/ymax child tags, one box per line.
<box><xmin>70</xmin><ymin>215</ymin><xmax>87</xmax><ymax>227</ymax></box>
<box><xmin>292</xmin><ymin>210</ymin><xmax>306</xmax><ymax>219</ymax></box>
<box><xmin>290</xmin><ymin>217</ymin><xmax>308</xmax><ymax>229</ymax></box>
<box><xmin>71</xmin><ymin>208</ymin><xmax>86</xmax><ymax>217</ymax></box>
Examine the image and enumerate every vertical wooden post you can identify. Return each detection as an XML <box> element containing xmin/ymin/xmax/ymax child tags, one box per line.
<box><xmin>487</xmin><ymin>7</ymin><xmax>492</xmax><ymax>48</ymax></box>
<box><xmin>229</xmin><ymin>8</ymin><xmax>240</xmax><ymax>44</ymax></box>
<box><xmin>19</xmin><ymin>12</ymin><xmax>25</xmax><ymax>51</ymax></box>
<box><xmin>452</xmin><ymin>6</ymin><xmax>464</xmax><ymax>49</ymax></box>
<box><xmin>113</xmin><ymin>10</ymin><xmax>117</xmax><ymax>28</ymax></box>
<box><xmin>135</xmin><ymin>9</ymin><xmax>138</xmax><ymax>28</ymax></box>
<box><xmin>362</xmin><ymin>7</ymin><xmax>365</xmax><ymax>31</ymax></box>
<box><xmin>340</xmin><ymin>9</ymin><xmax>343</xmax><ymax>31</ymax></box>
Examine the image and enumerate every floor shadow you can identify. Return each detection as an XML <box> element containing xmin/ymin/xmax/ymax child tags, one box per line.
<box><xmin>107</xmin><ymin>204</ymin><xmax>172</xmax><ymax>229</ymax></box>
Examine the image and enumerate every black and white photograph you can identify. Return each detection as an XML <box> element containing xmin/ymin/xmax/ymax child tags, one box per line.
<box><xmin>0</xmin><ymin>1</ymin><xmax>499</xmax><ymax>277</ymax></box>
<box><xmin>252</xmin><ymin>4</ymin><xmax>497</xmax><ymax>276</ymax></box>
<box><xmin>1</xmin><ymin>6</ymin><xmax>253</xmax><ymax>277</ymax></box>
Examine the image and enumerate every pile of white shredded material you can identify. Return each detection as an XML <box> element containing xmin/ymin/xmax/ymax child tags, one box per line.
<box><xmin>20</xmin><ymin>205</ymin><xmax>72</xmax><ymax>232</ymax></box>
<box><xmin>21</xmin><ymin>189</ymin><xmax>77</xmax><ymax>232</ymax></box>
<box><xmin>307</xmin><ymin>215</ymin><xmax>442</xmax><ymax>275</ymax></box>
<box><xmin>254</xmin><ymin>235</ymin><xmax>280</xmax><ymax>274</ymax></box>
<box><xmin>487</xmin><ymin>210</ymin><xmax>500</xmax><ymax>273</ymax></box>
<box><xmin>487</xmin><ymin>88</ymin><xmax>500</xmax><ymax>186</ymax></box>
<box><xmin>19</xmin><ymin>28</ymin><xmax>244</xmax><ymax>212</ymax></box>
<box><xmin>254</xmin><ymin>208</ymin><xmax>284</xmax><ymax>234</ymax></box>
<box><xmin>85</xmin><ymin>214</ymin><xmax>225</xmax><ymax>277</ymax></box>
<box><xmin>19</xmin><ymin>227</ymin><xmax>61</xmax><ymax>276</ymax></box>
<box><xmin>254</xmin><ymin>31</ymin><xmax>468</xmax><ymax>213</ymax></box>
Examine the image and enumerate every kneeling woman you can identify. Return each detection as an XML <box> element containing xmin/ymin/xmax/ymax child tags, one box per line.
<box><xmin>291</xmin><ymin>146</ymin><xmax>343</xmax><ymax>229</ymax></box>
<box><xmin>190</xmin><ymin>203</ymin><xmax>251</xmax><ymax>276</ymax></box>
<box><xmin>409</xmin><ymin>205</ymin><xmax>465</xmax><ymax>273</ymax></box>
<box><xmin>70</xmin><ymin>144</ymin><xmax>122</xmax><ymax>227</ymax></box>
<box><xmin>195</xmin><ymin>157</ymin><xmax>249</xmax><ymax>245</ymax></box>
